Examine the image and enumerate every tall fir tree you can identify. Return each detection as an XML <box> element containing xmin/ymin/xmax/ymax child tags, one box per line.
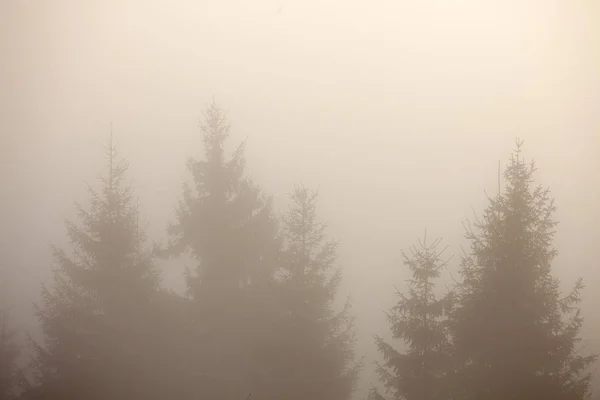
<box><xmin>371</xmin><ymin>233</ymin><xmax>453</xmax><ymax>400</ymax></box>
<box><xmin>449</xmin><ymin>139</ymin><xmax>597</xmax><ymax>400</ymax></box>
<box><xmin>258</xmin><ymin>185</ymin><xmax>359</xmax><ymax>400</ymax></box>
<box><xmin>24</xmin><ymin>136</ymin><xmax>166</xmax><ymax>400</ymax></box>
<box><xmin>165</xmin><ymin>100</ymin><xmax>281</xmax><ymax>400</ymax></box>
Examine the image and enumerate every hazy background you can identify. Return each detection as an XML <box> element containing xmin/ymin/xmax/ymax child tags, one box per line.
<box><xmin>2</xmin><ymin>0</ymin><xmax>599</xmax><ymax>397</ymax></box>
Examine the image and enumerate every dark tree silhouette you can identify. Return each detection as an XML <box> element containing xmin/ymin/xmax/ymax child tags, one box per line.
<box><xmin>165</xmin><ymin>100</ymin><xmax>281</xmax><ymax>400</ymax></box>
<box><xmin>372</xmin><ymin>233</ymin><xmax>453</xmax><ymax>400</ymax></box>
<box><xmin>449</xmin><ymin>139</ymin><xmax>597</xmax><ymax>400</ymax></box>
<box><xmin>259</xmin><ymin>185</ymin><xmax>360</xmax><ymax>400</ymax></box>
<box><xmin>24</xmin><ymin>136</ymin><xmax>165</xmax><ymax>400</ymax></box>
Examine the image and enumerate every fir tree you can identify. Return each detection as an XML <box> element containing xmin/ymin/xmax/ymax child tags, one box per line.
<box><xmin>165</xmin><ymin>100</ymin><xmax>280</xmax><ymax>400</ymax></box>
<box><xmin>259</xmin><ymin>185</ymin><xmax>359</xmax><ymax>400</ymax></box>
<box><xmin>372</xmin><ymin>233</ymin><xmax>453</xmax><ymax>400</ymax></box>
<box><xmin>167</xmin><ymin>99</ymin><xmax>280</xmax><ymax>291</ymax></box>
<box><xmin>449</xmin><ymin>139</ymin><xmax>597</xmax><ymax>400</ymax></box>
<box><xmin>25</xmin><ymin>136</ymin><xmax>164</xmax><ymax>400</ymax></box>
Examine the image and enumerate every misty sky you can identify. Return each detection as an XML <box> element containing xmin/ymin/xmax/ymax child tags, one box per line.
<box><xmin>2</xmin><ymin>0</ymin><xmax>599</xmax><ymax>397</ymax></box>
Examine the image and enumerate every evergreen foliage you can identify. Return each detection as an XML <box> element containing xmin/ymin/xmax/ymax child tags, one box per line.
<box><xmin>165</xmin><ymin>100</ymin><xmax>280</xmax><ymax>400</ymax></box>
<box><xmin>25</xmin><ymin>137</ymin><xmax>165</xmax><ymax>400</ymax></box>
<box><xmin>8</xmin><ymin>107</ymin><xmax>598</xmax><ymax>400</ymax></box>
<box><xmin>449</xmin><ymin>139</ymin><xmax>597</xmax><ymax>400</ymax></box>
<box><xmin>372</xmin><ymin>233</ymin><xmax>453</xmax><ymax>400</ymax></box>
<box><xmin>166</xmin><ymin>100</ymin><xmax>280</xmax><ymax>291</ymax></box>
<box><xmin>262</xmin><ymin>185</ymin><xmax>359</xmax><ymax>400</ymax></box>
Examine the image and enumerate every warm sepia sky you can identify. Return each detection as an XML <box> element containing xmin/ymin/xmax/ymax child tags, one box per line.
<box><xmin>2</xmin><ymin>0</ymin><xmax>599</xmax><ymax>397</ymax></box>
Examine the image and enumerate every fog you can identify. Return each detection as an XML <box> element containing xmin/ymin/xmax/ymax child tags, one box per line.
<box><xmin>2</xmin><ymin>0</ymin><xmax>600</xmax><ymax>398</ymax></box>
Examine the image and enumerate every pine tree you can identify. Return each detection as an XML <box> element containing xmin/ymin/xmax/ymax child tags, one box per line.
<box><xmin>258</xmin><ymin>185</ymin><xmax>359</xmax><ymax>400</ymax></box>
<box><xmin>372</xmin><ymin>232</ymin><xmax>453</xmax><ymax>400</ymax></box>
<box><xmin>0</xmin><ymin>306</ymin><xmax>20</xmax><ymax>399</ymax></box>
<box><xmin>449</xmin><ymin>139</ymin><xmax>597</xmax><ymax>400</ymax></box>
<box><xmin>165</xmin><ymin>100</ymin><xmax>280</xmax><ymax>400</ymax></box>
<box><xmin>25</xmin><ymin>136</ymin><xmax>164</xmax><ymax>400</ymax></box>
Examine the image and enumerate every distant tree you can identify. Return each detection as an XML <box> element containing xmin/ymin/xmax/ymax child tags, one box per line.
<box><xmin>165</xmin><ymin>100</ymin><xmax>281</xmax><ymax>400</ymax></box>
<box><xmin>448</xmin><ymin>139</ymin><xmax>597</xmax><ymax>400</ymax></box>
<box><xmin>258</xmin><ymin>185</ymin><xmax>360</xmax><ymax>400</ymax></box>
<box><xmin>372</xmin><ymin>233</ymin><xmax>453</xmax><ymax>400</ymax></box>
<box><xmin>0</xmin><ymin>305</ymin><xmax>20</xmax><ymax>399</ymax></box>
<box><xmin>24</xmin><ymin>136</ymin><xmax>166</xmax><ymax>400</ymax></box>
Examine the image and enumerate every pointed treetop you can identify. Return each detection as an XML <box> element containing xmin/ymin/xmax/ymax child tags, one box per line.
<box><xmin>515</xmin><ymin>137</ymin><xmax>524</xmax><ymax>153</ymax></box>
<box><xmin>201</xmin><ymin>98</ymin><xmax>231</xmax><ymax>159</ymax></box>
<box><xmin>95</xmin><ymin>125</ymin><xmax>131</xmax><ymax>210</ymax></box>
